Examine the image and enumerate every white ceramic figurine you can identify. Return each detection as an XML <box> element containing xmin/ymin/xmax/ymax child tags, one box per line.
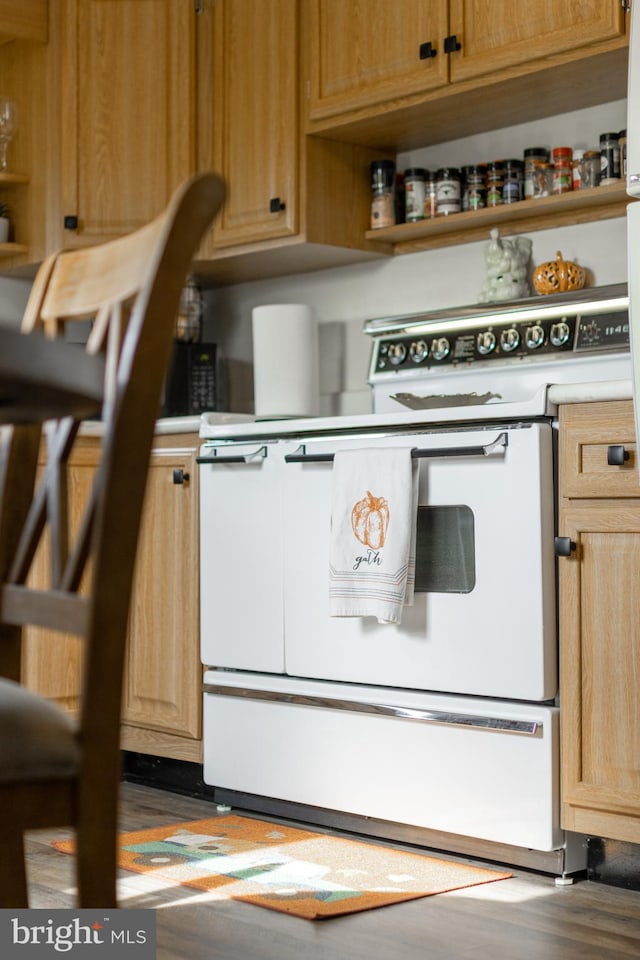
<box><xmin>478</xmin><ymin>228</ymin><xmax>532</xmax><ymax>303</ymax></box>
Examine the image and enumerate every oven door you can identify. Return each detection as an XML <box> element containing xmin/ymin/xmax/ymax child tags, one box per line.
<box><xmin>282</xmin><ymin>422</ymin><xmax>556</xmax><ymax>702</ymax></box>
<box><xmin>199</xmin><ymin>439</ymin><xmax>285</xmax><ymax>673</ymax></box>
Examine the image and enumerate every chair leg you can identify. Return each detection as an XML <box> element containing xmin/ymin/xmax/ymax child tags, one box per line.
<box><xmin>0</xmin><ymin>830</ymin><xmax>28</xmax><ymax>907</ymax></box>
<box><xmin>75</xmin><ymin>821</ymin><xmax>118</xmax><ymax>908</ymax></box>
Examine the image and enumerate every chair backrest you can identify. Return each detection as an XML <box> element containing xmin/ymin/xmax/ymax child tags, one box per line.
<box><xmin>0</xmin><ymin>173</ymin><xmax>224</xmax><ymax>784</ymax></box>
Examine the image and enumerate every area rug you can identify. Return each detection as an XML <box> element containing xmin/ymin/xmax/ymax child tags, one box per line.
<box><xmin>53</xmin><ymin>815</ymin><xmax>511</xmax><ymax>920</ymax></box>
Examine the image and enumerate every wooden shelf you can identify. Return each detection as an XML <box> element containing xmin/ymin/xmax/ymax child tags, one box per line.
<box><xmin>0</xmin><ymin>242</ymin><xmax>28</xmax><ymax>258</ymax></box>
<box><xmin>0</xmin><ymin>172</ymin><xmax>29</xmax><ymax>186</ymax></box>
<box><xmin>365</xmin><ymin>182</ymin><xmax>632</xmax><ymax>254</ymax></box>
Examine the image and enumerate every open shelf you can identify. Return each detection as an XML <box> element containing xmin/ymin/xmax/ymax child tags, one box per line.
<box><xmin>0</xmin><ymin>173</ymin><xmax>29</xmax><ymax>186</ymax></box>
<box><xmin>0</xmin><ymin>243</ymin><xmax>28</xmax><ymax>259</ymax></box>
<box><xmin>365</xmin><ymin>182</ymin><xmax>631</xmax><ymax>254</ymax></box>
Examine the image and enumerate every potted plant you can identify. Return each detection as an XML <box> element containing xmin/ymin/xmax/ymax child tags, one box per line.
<box><xmin>0</xmin><ymin>201</ymin><xmax>10</xmax><ymax>243</ymax></box>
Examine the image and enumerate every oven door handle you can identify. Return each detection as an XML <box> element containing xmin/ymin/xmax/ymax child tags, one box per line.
<box><xmin>283</xmin><ymin>430</ymin><xmax>509</xmax><ymax>463</ymax></box>
<box><xmin>197</xmin><ymin>445</ymin><xmax>268</xmax><ymax>465</ymax></box>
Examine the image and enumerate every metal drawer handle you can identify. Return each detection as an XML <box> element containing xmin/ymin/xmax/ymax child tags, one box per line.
<box><xmin>196</xmin><ymin>445</ymin><xmax>268</xmax><ymax>465</ymax></box>
<box><xmin>203</xmin><ymin>683</ymin><xmax>541</xmax><ymax>736</ymax></box>
<box><xmin>607</xmin><ymin>444</ymin><xmax>630</xmax><ymax>466</ymax></box>
<box><xmin>284</xmin><ymin>431</ymin><xmax>508</xmax><ymax>463</ymax></box>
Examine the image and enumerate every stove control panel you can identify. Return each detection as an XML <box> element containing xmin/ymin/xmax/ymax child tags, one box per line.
<box><xmin>371</xmin><ymin>309</ymin><xmax>630</xmax><ymax>375</ymax></box>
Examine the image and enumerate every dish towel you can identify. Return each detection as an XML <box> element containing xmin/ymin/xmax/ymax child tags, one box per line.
<box><xmin>329</xmin><ymin>447</ymin><xmax>419</xmax><ymax>624</ymax></box>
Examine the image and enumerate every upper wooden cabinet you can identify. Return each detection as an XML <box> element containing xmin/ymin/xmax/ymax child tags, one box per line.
<box><xmin>195</xmin><ymin>0</ymin><xmax>388</xmax><ymax>283</ymax></box>
<box><xmin>307</xmin><ymin>1</ymin><xmax>449</xmax><ymax>121</ymax></box>
<box><xmin>209</xmin><ymin>0</ymin><xmax>298</xmax><ymax>248</ymax></box>
<box><xmin>305</xmin><ymin>0</ymin><xmax>628</xmax><ymax>150</ymax></box>
<box><xmin>59</xmin><ymin>0</ymin><xmax>196</xmax><ymax>248</ymax></box>
<box><xmin>0</xmin><ymin>0</ymin><xmax>48</xmax><ymax>45</ymax></box>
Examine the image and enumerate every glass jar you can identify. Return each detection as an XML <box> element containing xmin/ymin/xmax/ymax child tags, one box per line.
<box><xmin>572</xmin><ymin>150</ymin><xmax>584</xmax><ymax>190</ymax></box>
<box><xmin>425</xmin><ymin>169</ymin><xmax>438</xmax><ymax>219</ymax></box>
<box><xmin>404</xmin><ymin>167</ymin><xmax>427</xmax><ymax>222</ymax></box>
<box><xmin>435</xmin><ymin>167</ymin><xmax>461</xmax><ymax>215</ymax></box>
<box><xmin>531</xmin><ymin>161</ymin><xmax>552</xmax><ymax>198</ymax></box>
<box><xmin>552</xmin><ymin>147</ymin><xmax>573</xmax><ymax>193</ymax></box>
<box><xmin>486</xmin><ymin>162</ymin><xmax>504</xmax><ymax>207</ymax></box>
<box><xmin>502</xmin><ymin>159</ymin><xmax>523</xmax><ymax>203</ymax></box>
<box><xmin>524</xmin><ymin>147</ymin><xmax>549</xmax><ymax>198</ymax></box>
<box><xmin>369</xmin><ymin>159</ymin><xmax>396</xmax><ymax>229</ymax></box>
<box><xmin>619</xmin><ymin>128</ymin><xmax>627</xmax><ymax>179</ymax></box>
<box><xmin>599</xmin><ymin>132</ymin><xmax>621</xmax><ymax>185</ymax></box>
<box><xmin>462</xmin><ymin>164</ymin><xmax>486</xmax><ymax>211</ymax></box>
<box><xmin>579</xmin><ymin>150</ymin><xmax>601</xmax><ymax>189</ymax></box>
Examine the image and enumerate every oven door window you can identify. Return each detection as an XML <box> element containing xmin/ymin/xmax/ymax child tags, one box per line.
<box><xmin>414</xmin><ymin>505</ymin><xmax>475</xmax><ymax>594</ymax></box>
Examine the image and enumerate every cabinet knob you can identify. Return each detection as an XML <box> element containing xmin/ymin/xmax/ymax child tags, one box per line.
<box><xmin>172</xmin><ymin>469</ymin><xmax>190</xmax><ymax>485</ymax></box>
<box><xmin>607</xmin><ymin>444</ymin><xmax>630</xmax><ymax>466</ymax></box>
<box><xmin>269</xmin><ymin>197</ymin><xmax>286</xmax><ymax>213</ymax></box>
<box><xmin>64</xmin><ymin>215</ymin><xmax>79</xmax><ymax>230</ymax></box>
<box><xmin>443</xmin><ymin>34</ymin><xmax>462</xmax><ymax>54</ymax></box>
<box><xmin>554</xmin><ymin>536</ymin><xmax>576</xmax><ymax>558</ymax></box>
<box><xmin>419</xmin><ymin>41</ymin><xmax>437</xmax><ymax>60</ymax></box>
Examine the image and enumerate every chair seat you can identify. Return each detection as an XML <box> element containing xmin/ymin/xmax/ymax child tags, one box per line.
<box><xmin>0</xmin><ymin>679</ymin><xmax>79</xmax><ymax>781</ymax></box>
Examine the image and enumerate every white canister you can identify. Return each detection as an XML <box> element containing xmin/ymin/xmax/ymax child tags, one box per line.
<box><xmin>251</xmin><ymin>304</ymin><xmax>319</xmax><ymax>419</ymax></box>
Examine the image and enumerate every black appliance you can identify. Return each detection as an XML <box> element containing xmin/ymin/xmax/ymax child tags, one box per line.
<box><xmin>162</xmin><ymin>340</ymin><xmax>219</xmax><ymax>417</ymax></box>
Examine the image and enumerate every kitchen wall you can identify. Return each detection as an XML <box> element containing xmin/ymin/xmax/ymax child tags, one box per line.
<box><xmin>205</xmin><ymin>99</ymin><xmax>628</xmax><ymax>416</ymax></box>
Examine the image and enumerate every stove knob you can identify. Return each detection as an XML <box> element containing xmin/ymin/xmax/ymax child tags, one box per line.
<box><xmin>525</xmin><ymin>324</ymin><xmax>545</xmax><ymax>349</ymax></box>
<box><xmin>387</xmin><ymin>342</ymin><xmax>407</xmax><ymax>365</ymax></box>
<box><xmin>550</xmin><ymin>321</ymin><xmax>570</xmax><ymax>347</ymax></box>
<box><xmin>409</xmin><ymin>339</ymin><xmax>429</xmax><ymax>363</ymax></box>
<box><xmin>500</xmin><ymin>328</ymin><xmax>520</xmax><ymax>352</ymax></box>
<box><xmin>477</xmin><ymin>330</ymin><xmax>496</xmax><ymax>355</ymax></box>
<box><xmin>430</xmin><ymin>336</ymin><xmax>450</xmax><ymax>361</ymax></box>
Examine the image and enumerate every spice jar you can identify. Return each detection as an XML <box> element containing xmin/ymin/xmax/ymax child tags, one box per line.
<box><xmin>599</xmin><ymin>132</ymin><xmax>621</xmax><ymax>185</ymax></box>
<box><xmin>552</xmin><ymin>147</ymin><xmax>573</xmax><ymax>193</ymax></box>
<box><xmin>572</xmin><ymin>150</ymin><xmax>584</xmax><ymax>191</ymax></box>
<box><xmin>486</xmin><ymin>162</ymin><xmax>504</xmax><ymax>207</ymax></box>
<box><xmin>579</xmin><ymin>150</ymin><xmax>601</xmax><ymax>189</ymax></box>
<box><xmin>502</xmin><ymin>159</ymin><xmax>523</xmax><ymax>203</ymax></box>
<box><xmin>524</xmin><ymin>147</ymin><xmax>549</xmax><ymax>198</ymax></box>
<box><xmin>532</xmin><ymin>161</ymin><xmax>552</xmax><ymax>198</ymax></box>
<box><xmin>369</xmin><ymin>159</ymin><xmax>396</xmax><ymax>229</ymax></box>
<box><xmin>425</xmin><ymin>170</ymin><xmax>438</xmax><ymax>218</ymax></box>
<box><xmin>462</xmin><ymin>164</ymin><xmax>486</xmax><ymax>211</ymax></box>
<box><xmin>619</xmin><ymin>129</ymin><xmax>627</xmax><ymax>179</ymax></box>
<box><xmin>435</xmin><ymin>167</ymin><xmax>461</xmax><ymax>215</ymax></box>
<box><xmin>404</xmin><ymin>167</ymin><xmax>427</xmax><ymax>222</ymax></box>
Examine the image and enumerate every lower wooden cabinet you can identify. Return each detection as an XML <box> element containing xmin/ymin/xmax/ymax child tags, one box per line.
<box><xmin>558</xmin><ymin>401</ymin><xmax>640</xmax><ymax>843</ymax></box>
<box><xmin>22</xmin><ymin>431</ymin><xmax>203</xmax><ymax>763</ymax></box>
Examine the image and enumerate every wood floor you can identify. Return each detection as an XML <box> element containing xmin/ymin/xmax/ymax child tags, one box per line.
<box><xmin>24</xmin><ymin>782</ymin><xmax>640</xmax><ymax>960</ymax></box>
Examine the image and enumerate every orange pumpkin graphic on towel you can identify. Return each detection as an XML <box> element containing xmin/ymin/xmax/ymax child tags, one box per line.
<box><xmin>351</xmin><ymin>491</ymin><xmax>389</xmax><ymax>549</ymax></box>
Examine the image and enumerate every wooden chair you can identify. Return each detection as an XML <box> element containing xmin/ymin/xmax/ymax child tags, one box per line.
<box><xmin>0</xmin><ymin>173</ymin><xmax>224</xmax><ymax>907</ymax></box>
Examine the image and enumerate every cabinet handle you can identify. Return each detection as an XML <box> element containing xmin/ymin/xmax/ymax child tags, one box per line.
<box><xmin>269</xmin><ymin>197</ymin><xmax>286</xmax><ymax>213</ymax></box>
<box><xmin>64</xmin><ymin>215</ymin><xmax>79</xmax><ymax>230</ymax></box>
<box><xmin>443</xmin><ymin>34</ymin><xmax>462</xmax><ymax>54</ymax></box>
<box><xmin>554</xmin><ymin>536</ymin><xmax>576</xmax><ymax>558</ymax></box>
<box><xmin>419</xmin><ymin>41</ymin><xmax>437</xmax><ymax>60</ymax></box>
<box><xmin>172</xmin><ymin>469</ymin><xmax>190</xmax><ymax>484</ymax></box>
<box><xmin>607</xmin><ymin>444</ymin><xmax>630</xmax><ymax>466</ymax></box>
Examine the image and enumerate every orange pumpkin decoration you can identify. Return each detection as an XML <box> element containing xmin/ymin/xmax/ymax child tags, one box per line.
<box><xmin>352</xmin><ymin>491</ymin><xmax>390</xmax><ymax>550</ymax></box>
<box><xmin>532</xmin><ymin>250</ymin><xmax>586</xmax><ymax>295</ymax></box>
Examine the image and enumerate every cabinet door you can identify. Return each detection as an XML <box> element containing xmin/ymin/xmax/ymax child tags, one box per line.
<box><xmin>307</xmin><ymin>0</ymin><xmax>449</xmax><ymax>122</ymax></box>
<box><xmin>122</xmin><ymin>442</ymin><xmax>201</xmax><ymax>742</ymax></box>
<box><xmin>559</xmin><ymin>504</ymin><xmax>640</xmax><ymax>844</ymax></box>
<box><xmin>449</xmin><ymin>0</ymin><xmax>626</xmax><ymax>83</ymax></box>
<box><xmin>60</xmin><ymin>0</ymin><xmax>196</xmax><ymax>246</ymax></box>
<box><xmin>22</xmin><ymin>442</ymin><xmax>100</xmax><ymax>712</ymax></box>
<box><xmin>211</xmin><ymin>0</ymin><xmax>298</xmax><ymax>248</ymax></box>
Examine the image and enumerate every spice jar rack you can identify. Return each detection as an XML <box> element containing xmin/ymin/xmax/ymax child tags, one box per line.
<box><xmin>365</xmin><ymin>181</ymin><xmax>631</xmax><ymax>254</ymax></box>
